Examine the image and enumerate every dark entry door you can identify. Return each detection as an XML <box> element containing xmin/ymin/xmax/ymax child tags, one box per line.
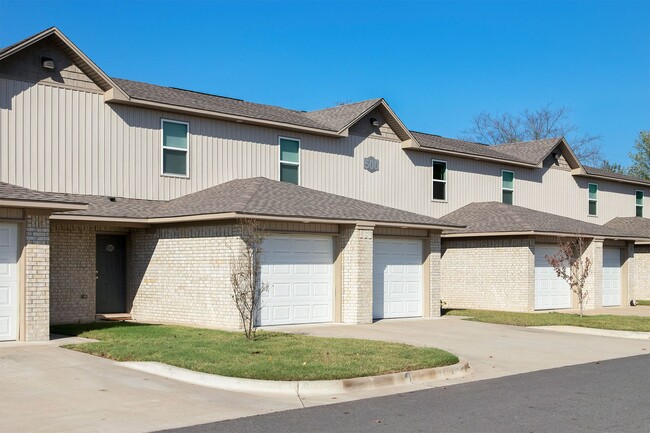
<box><xmin>96</xmin><ymin>234</ymin><xmax>127</xmax><ymax>314</ymax></box>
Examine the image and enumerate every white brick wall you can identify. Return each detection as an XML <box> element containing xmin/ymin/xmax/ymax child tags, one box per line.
<box><xmin>50</xmin><ymin>223</ymin><xmax>134</xmax><ymax>324</ymax></box>
<box><xmin>25</xmin><ymin>213</ymin><xmax>50</xmax><ymax>341</ymax></box>
<box><xmin>427</xmin><ymin>232</ymin><xmax>442</xmax><ymax>317</ymax></box>
<box><xmin>635</xmin><ymin>246</ymin><xmax>650</xmax><ymax>300</ymax></box>
<box><xmin>130</xmin><ymin>224</ymin><xmax>243</xmax><ymax>329</ymax></box>
<box><xmin>441</xmin><ymin>237</ymin><xmax>535</xmax><ymax>312</ymax></box>
<box><xmin>340</xmin><ymin>225</ymin><xmax>374</xmax><ymax>324</ymax></box>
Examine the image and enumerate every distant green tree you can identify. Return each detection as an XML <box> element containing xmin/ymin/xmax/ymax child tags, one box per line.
<box><xmin>600</xmin><ymin>160</ymin><xmax>628</xmax><ymax>175</ymax></box>
<box><xmin>629</xmin><ymin>131</ymin><xmax>650</xmax><ymax>180</ymax></box>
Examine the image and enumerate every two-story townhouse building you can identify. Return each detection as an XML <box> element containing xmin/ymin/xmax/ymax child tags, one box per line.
<box><xmin>0</xmin><ymin>27</ymin><xmax>648</xmax><ymax>341</ymax></box>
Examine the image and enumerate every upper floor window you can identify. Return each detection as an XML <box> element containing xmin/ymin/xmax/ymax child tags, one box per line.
<box><xmin>637</xmin><ymin>190</ymin><xmax>644</xmax><ymax>217</ymax></box>
<box><xmin>432</xmin><ymin>160</ymin><xmax>447</xmax><ymax>201</ymax></box>
<box><xmin>279</xmin><ymin>137</ymin><xmax>300</xmax><ymax>184</ymax></box>
<box><xmin>588</xmin><ymin>183</ymin><xmax>598</xmax><ymax>216</ymax></box>
<box><xmin>161</xmin><ymin>119</ymin><xmax>189</xmax><ymax>177</ymax></box>
<box><xmin>502</xmin><ymin>170</ymin><xmax>514</xmax><ymax>205</ymax></box>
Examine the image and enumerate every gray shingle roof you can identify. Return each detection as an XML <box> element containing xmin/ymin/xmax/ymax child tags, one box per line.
<box><xmin>581</xmin><ymin>166</ymin><xmax>650</xmax><ymax>186</ymax></box>
<box><xmin>112</xmin><ymin>78</ymin><xmax>379</xmax><ymax>133</ymax></box>
<box><xmin>491</xmin><ymin>138</ymin><xmax>563</xmax><ymax>164</ymax></box>
<box><xmin>0</xmin><ymin>182</ymin><xmax>87</xmax><ymax>206</ymax></box>
<box><xmin>440</xmin><ymin>202</ymin><xmax>643</xmax><ymax>239</ymax></box>
<box><xmin>57</xmin><ymin>178</ymin><xmax>462</xmax><ymax>228</ymax></box>
<box><xmin>605</xmin><ymin>217</ymin><xmax>650</xmax><ymax>238</ymax></box>
<box><xmin>411</xmin><ymin>131</ymin><xmax>563</xmax><ymax>166</ymax></box>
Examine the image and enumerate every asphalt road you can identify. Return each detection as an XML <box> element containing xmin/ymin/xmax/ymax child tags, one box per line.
<box><xmin>158</xmin><ymin>354</ymin><xmax>650</xmax><ymax>433</ymax></box>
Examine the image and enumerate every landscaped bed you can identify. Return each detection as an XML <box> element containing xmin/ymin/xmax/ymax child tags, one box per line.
<box><xmin>52</xmin><ymin>322</ymin><xmax>459</xmax><ymax>381</ymax></box>
<box><xmin>445</xmin><ymin>309</ymin><xmax>650</xmax><ymax>332</ymax></box>
<box><xmin>637</xmin><ymin>300</ymin><xmax>650</xmax><ymax>307</ymax></box>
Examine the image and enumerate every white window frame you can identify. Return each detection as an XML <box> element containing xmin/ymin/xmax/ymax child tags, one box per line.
<box><xmin>278</xmin><ymin>136</ymin><xmax>300</xmax><ymax>185</ymax></box>
<box><xmin>160</xmin><ymin>119</ymin><xmax>190</xmax><ymax>178</ymax></box>
<box><xmin>588</xmin><ymin>183</ymin><xmax>598</xmax><ymax>216</ymax></box>
<box><xmin>636</xmin><ymin>190</ymin><xmax>644</xmax><ymax>217</ymax></box>
<box><xmin>431</xmin><ymin>159</ymin><xmax>447</xmax><ymax>202</ymax></box>
<box><xmin>502</xmin><ymin>170</ymin><xmax>514</xmax><ymax>205</ymax></box>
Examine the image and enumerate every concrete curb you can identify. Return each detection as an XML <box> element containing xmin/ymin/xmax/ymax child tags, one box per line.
<box><xmin>529</xmin><ymin>326</ymin><xmax>650</xmax><ymax>340</ymax></box>
<box><xmin>119</xmin><ymin>358</ymin><xmax>470</xmax><ymax>397</ymax></box>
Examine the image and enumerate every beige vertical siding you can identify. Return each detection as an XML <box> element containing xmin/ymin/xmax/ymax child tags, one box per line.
<box><xmin>0</xmin><ymin>76</ymin><xmax>647</xmax><ymax>225</ymax></box>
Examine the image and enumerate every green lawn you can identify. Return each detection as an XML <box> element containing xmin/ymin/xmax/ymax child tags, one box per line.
<box><xmin>52</xmin><ymin>322</ymin><xmax>458</xmax><ymax>381</ymax></box>
<box><xmin>444</xmin><ymin>309</ymin><xmax>650</xmax><ymax>332</ymax></box>
<box><xmin>637</xmin><ymin>300</ymin><xmax>650</xmax><ymax>306</ymax></box>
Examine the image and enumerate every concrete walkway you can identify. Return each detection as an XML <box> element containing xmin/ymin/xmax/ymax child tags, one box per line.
<box><xmin>2</xmin><ymin>317</ymin><xmax>648</xmax><ymax>432</ymax></box>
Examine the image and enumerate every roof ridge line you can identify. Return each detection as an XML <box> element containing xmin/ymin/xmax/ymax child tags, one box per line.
<box><xmin>238</xmin><ymin>177</ymin><xmax>267</xmax><ymax>214</ymax></box>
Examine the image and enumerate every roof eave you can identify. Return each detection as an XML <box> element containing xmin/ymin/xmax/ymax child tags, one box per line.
<box><xmin>52</xmin><ymin>211</ymin><xmax>462</xmax><ymax>231</ymax></box>
<box><xmin>442</xmin><ymin>229</ymin><xmax>643</xmax><ymax>241</ymax></box>
<box><xmin>571</xmin><ymin>170</ymin><xmax>650</xmax><ymax>187</ymax></box>
<box><xmin>0</xmin><ymin>199</ymin><xmax>87</xmax><ymax>211</ymax></box>
<box><xmin>402</xmin><ymin>145</ymin><xmax>537</xmax><ymax>168</ymax></box>
<box><xmin>106</xmin><ymin>97</ymin><xmax>345</xmax><ymax>138</ymax></box>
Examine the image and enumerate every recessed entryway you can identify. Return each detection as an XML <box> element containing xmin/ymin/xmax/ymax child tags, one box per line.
<box><xmin>602</xmin><ymin>248</ymin><xmax>621</xmax><ymax>307</ymax></box>
<box><xmin>0</xmin><ymin>223</ymin><xmax>18</xmax><ymax>341</ymax></box>
<box><xmin>535</xmin><ymin>245</ymin><xmax>571</xmax><ymax>310</ymax></box>
<box><xmin>259</xmin><ymin>235</ymin><xmax>334</xmax><ymax>326</ymax></box>
<box><xmin>373</xmin><ymin>238</ymin><xmax>423</xmax><ymax>319</ymax></box>
<box><xmin>96</xmin><ymin>234</ymin><xmax>127</xmax><ymax>314</ymax></box>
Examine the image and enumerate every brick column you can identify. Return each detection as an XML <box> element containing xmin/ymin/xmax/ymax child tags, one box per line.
<box><xmin>623</xmin><ymin>242</ymin><xmax>635</xmax><ymax>305</ymax></box>
<box><xmin>426</xmin><ymin>232</ymin><xmax>442</xmax><ymax>317</ymax></box>
<box><xmin>25</xmin><ymin>213</ymin><xmax>50</xmax><ymax>341</ymax></box>
<box><xmin>584</xmin><ymin>238</ymin><xmax>603</xmax><ymax>310</ymax></box>
<box><xmin>340</xmin><ymin>224</ymin><xmax>374</xmax><ymax>324</ymax></box>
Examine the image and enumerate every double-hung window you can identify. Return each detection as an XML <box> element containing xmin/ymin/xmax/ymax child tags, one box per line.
<box><xmin>279</xmin><ymin>137</ymin><xmax>300</xmax><ymax>184</ymax></box>
<box><xmin>636</xmin><ymin>190</ymin><xmax>644</xmax><ymax>217</ymax></box>
<box><xmin>502</xmin><ymin>170</ymin><xmax>514</xmax><ymax>205</ymax></box>
<box><xmin>432</xmin><ymin>160</ymin><xmax>447</xmax><ymax>201</ymax></box>
<box><xmin>588</xmin><ymin>183</ymin><xmax>598</xmax><ymax>216</ymax></box>
<box><xmin>161</xmin><ymin>119</ymin><xmax>189</xmax><ymax>177</ymax></box>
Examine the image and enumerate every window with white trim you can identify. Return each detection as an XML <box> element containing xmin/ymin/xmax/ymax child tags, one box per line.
<box><xmin>588</xmin><ymin>183</ymin><xmax>598</xmax><ymax>216</ymax></box>
<box><xmin>161</xmin><ymin>119</ymin><xmax>189</xmax><ymax>177</ymax></box>
<box><xmin>636</xmin><ymin>190</ymin><xmax>644</xmax><ymax>217</ymax></box>
<box><xmin>502</xmin><ymin>170</ymin><xmax>514</xmax><ymax>205</ymax></box>
<box><xmin>279</xmin><ymin>137</ymin><xmax>300</xmax><ymax>184</ymax></box>
<box><xmin>432</xmin><ymin>160</ymin><xmax>447</xmax><ymax>201</ymax></box>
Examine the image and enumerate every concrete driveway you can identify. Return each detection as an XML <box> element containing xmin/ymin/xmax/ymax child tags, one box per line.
<box><xmin>2</xmin><ymin>317</ymin><xmax>648</xmax><ymax>432</ymax></box>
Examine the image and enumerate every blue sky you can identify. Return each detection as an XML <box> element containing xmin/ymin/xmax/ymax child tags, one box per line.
<box><xmin>1</xmin><ymin>0</ymin><xmax>648</xmax><ymax>165</ymax></box>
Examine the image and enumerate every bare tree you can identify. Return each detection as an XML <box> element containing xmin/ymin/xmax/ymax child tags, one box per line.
<box><xmin>545</xmin><ymin>237</ymin><xmax>592</xmax><ymax>317</ymax></box>
<box><xmin>230</xmin><ymin>218</ymin><xmax>268</xmax><ymax>340</ymax></box>
<box><xmin>462</xmin><ymin>104</ymin><xmax>603</xmax><ymax>165</ymax></box>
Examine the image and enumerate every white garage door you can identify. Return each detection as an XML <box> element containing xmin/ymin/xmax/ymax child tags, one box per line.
<box><xmin>0</xmin><ymin>224</ymin><xmax>18</xmax><ymax>341</ymax></box>
<box><xmin>259</xmin><ymin>235</ymin><xmax>333</xmax><ymax>326</ymax></box>
<box><xmin>602</xmin><ymin>248</ymin><xmax>621</xmax><ymax>307</ymax></box>
<box><xmin>535</xmin><ymin>245</ymin><xmax>571</xmax><ymax>310</ymax></box>
<box><xmin>373</xmin><ymin>238</ymin><xmax>423</xmax><ymax>319</ymax></box>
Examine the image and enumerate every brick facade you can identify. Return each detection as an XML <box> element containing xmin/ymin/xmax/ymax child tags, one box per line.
<box><xmin>129</xmin><ymin>224</ymin><xmax>243</xmax><ymax>329</ymax></box>
<box><xmin>24</xmin><ymin>213</ymin><xmax>50</xmax><ymax>341</ymax></box>
<box><xmin>441</xmin><ymin>237</ymin><xmax>535</xmax><ymax>312</ymax></box>
<box><xmin>583</xmin><ymin>238</ymin><xmax>603</xmax><ymax>309</ymax></box>
<box><xmin>49</xmin><ymin>223</ymin><xmax>134</xmax><ymax>325</ymax></box>
<box><xmin>426</xmin><ymin>232</ymin><xmax>442</xmax><ymax>317</ymax></box>
<box><xmin>340</xmin><ymin>224</ymin><xmax>374</xmax><ymax>324</ymax></box>
<box><xmin>635</xmin><ymin>246</ymin><xmax>650</xmax><ymax>301</ymax></box>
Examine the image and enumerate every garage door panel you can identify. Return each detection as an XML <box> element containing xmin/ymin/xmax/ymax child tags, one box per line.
<box><xmin>0</xmin><ymin>224</ymin><xmax>18</xmax><ymax>341</ymax></box>
<box><xmin>373</xmin><ymin>238</ymin><xmax>423</xmax><ymax>320</ymax></box>
<box><xmin>535</xmin><ymin>246</ymin><xmax>571</xmax><ymax>310</ymax></box>
<box><xmin>602</xmin><ymin>248</ymin><xmax>621</xmax><ymax>307</ymax></box>
<box><xmin>260</xmin><ymin>236</ymin><xmax>333</xmax><ymax>326</ymax></box>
